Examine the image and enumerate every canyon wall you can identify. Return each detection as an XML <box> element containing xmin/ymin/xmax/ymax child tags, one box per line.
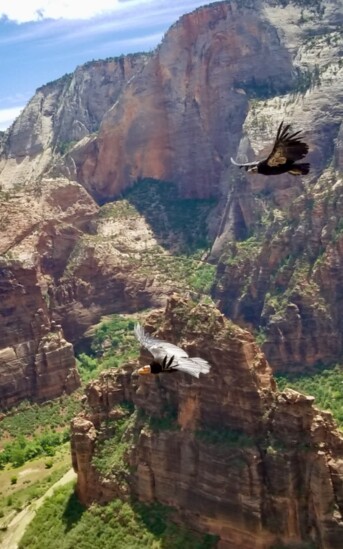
<box><xmin>0</xmin><ymin>53</ymin><xmax>149</xmax><ymax>190</ymax></box>
<box><xmin>0</xmin><ymin>260</ymin><xmax>79</xmax><ymax>408</ymax></box>
<box><xmin>71</xmin><ymin>296</ymin><xmax>343</xmax><ymax>549</ymax></box>
<box><xmin>1</xmin><ymin>0</ymin><xmax>343</xmax><ymax>404</ymax></box>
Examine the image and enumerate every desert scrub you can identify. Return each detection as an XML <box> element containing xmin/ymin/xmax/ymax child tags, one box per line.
<box><xmin>221</xmin><ymin>236</ymin><xmax>262</xmax><ymax>267</ymax></box>
<box><xmin>98</xmin><ymin>200</ymin><xmax>140</xmax><ymax>220</ymax></box>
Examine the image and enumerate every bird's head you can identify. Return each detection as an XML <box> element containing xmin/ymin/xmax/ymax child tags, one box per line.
<box><xmin>137</xmin><ymin>365</ymin><xmax>151</xmax><ymax>375</ymax></box>
<box><xmin>246</xmin><ymin>165</ymin><xmax>259</xmax><ymax>174</ymax></box>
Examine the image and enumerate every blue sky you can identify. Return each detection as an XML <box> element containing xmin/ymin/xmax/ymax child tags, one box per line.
<box><xmin>0</xmin><ymin>0</ymin><xmax>218</xmax><ymax>131</ymax></box>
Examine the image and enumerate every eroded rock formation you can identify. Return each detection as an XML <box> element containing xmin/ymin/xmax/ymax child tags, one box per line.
<box><xmin>60</xmin><ymin>1</ymin><xmax>295</xmax><ymax>200</ymax></box>
<box><xmin>0</xmin><ymin>261</ymin><xmax>79</xmax><ymax>408</ymax></box>
<box><xmin>0</xmin><ymin>53</ymin><xmax>149</xmax><ymax>190</ymax></box>
<box><xmin>1</xmin><ymin>0</ymin><xmax>343</xmax><ymax>401</ymax></box>
<box><xmin>71</xmin><ymin>296</ymin><xmax>343</xmax><ymax>549</ymax></box>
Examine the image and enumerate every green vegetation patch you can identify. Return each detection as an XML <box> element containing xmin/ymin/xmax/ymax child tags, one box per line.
<box><xmin>221</xmin><ymin>236</ymin><xmax>263</xmax><ymax>268</ymax></box>
<box><xmin>276</xmin><ymin>364</ymin><xmax>343</xmax><ymax>428</ymax></box>
<box><xmin>0</xmin><ymin>393</ymin><xmax>82</xmax><ymax>469</ymax></box>
<box><xmin>124</xmin><ymin>178</ymin><xmax>216</xmax><ymax>254</ymax></box>
<box><xmin>19</xmin><ymin>483</ymin><xmax>218</xmax><ymax>549</ymax></box>
<box><xmin>0</xmin><ymin>447</ymin><xmax>71</xmax><ymax>538</ymax></box>
<box><xmin>0</xmin><ymin>394</ymin><xmax>82</xmax><ymax>439</ymax></box>
<box><xmin>92</xmin><ymin>415</ymin><xmax>134</xmax><ymax>477</ymax></box>
<box><xmin>0</xmin><ymin>431</ymin><xmax>69</xmax><ymax>470</ymax></box>
<box><xmin>76</xmin><ymin>315</ymin><xmax>140</xmax><ymax>382</ymax></box>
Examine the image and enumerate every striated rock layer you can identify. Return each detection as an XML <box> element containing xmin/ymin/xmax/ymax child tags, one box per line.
<box><xmin>0</xmin><ymin>53</ymin><xmax>149</xmax><ymax>190</ymax></box>
<box><xmin>61</xmin><ymin>0</ymin><xmax>294</xmax><ymax>200</ymax></box>
<box><xmin>0</xmin><ymin>177</ymin><xmax>97</xmax><ymax>407</ymax></box>
<box><xmin>1</xmin><ymin>0</ymin><xmax>343</xmax><ymax>398</ymax></box>
<box><xmin>0</xmin><ymin>261</ymin><xmax>79</xmax><ymax>408</ymax></box>
<box><xmin>71</xmin><ymin>296</ymin><xmax>343</xmax><ymax>549</ymax></box>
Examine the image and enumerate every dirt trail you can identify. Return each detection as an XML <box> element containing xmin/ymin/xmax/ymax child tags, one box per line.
<box><xmin>1</xmin><ymin>468</ymin><xmax>76</xmax><ymax>549</ymax></box>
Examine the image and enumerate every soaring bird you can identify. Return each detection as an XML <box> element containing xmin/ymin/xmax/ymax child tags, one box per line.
<box><xmin>230</xmin><ymin>121</ymin><xmax>310</xmax><ymax>176</ymax></box>
<box><xmin>134</xmin><ymin>323</ymin><xmax>211</xmax><ymax>378</ymax></box>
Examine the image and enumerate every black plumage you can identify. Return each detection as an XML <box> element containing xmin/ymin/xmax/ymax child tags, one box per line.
<box><xmin>231</xmin><ymin>121</ymin><xmax>310</xmax><ymax>176</ymax></box>
<box><xmin>134</xmin><ymin>323</ymin><xmax>211</xmax><ymax>378</ymax></box>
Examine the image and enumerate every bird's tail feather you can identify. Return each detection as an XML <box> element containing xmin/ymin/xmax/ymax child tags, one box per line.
<box><xmin>175</xmin><ymin>358</ymin><xmax>211</xmax><ymax>378</ymax></box>
<box><xmin>289</xmin><ymin>163</ymin><xmax>310</xmax><ymax>175</ymax></box>
<box><xmin>134</xmin><ymin>322</ymin><xmax>144</xmax><ymax>343</ymax></box>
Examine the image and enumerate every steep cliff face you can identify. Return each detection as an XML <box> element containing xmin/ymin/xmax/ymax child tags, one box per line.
<box><xmin>0</xmin><ymin>177</ymin><xmax>98</xmax><ymax>407</ymax></box>
<box><xmin>71</xmin><ymin>296</ymin><xmax>343</xmax><ymax>549</ymax></box>
<box><xmin>1</xmin><ymin>0</ymin><xmax>343</xmax><ymax>395</ymax></box>
<box><xmin>61</xmin><ymin>1</ymin><xmax>295</xmax><ymax>200</ymax></box>
<box><xmin>208</xmin><ymin>0</ymin><xmax>343</xmax><ymax>370</ymax></box>
<box><xmin>0</xmin><ymin>261</ymin><xmax>79</xmax><ymax>408</ymax></box>
<box><xmin>0</xmin><ymin>53</ymin><xmax>149</xmax><ymax>190</ymax></box>
<box><xmin>0</xmin><ymin>176</ymin><xmax>214</xmax><ymax>407</ymax></box>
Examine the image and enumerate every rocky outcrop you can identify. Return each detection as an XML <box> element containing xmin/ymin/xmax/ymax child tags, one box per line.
<box><xmin>0</xmin><ymin>261</ymin><xmax>79</xmax><ymax>408</ymax></box>
<box><xmin>1</xmin><ymin>0</ymin><xmax>343</xmax><ymax>391</ymax></box>
<box><xmin>71</xmin><ymin>296</ymin><xmax>343</xmax><ymax>549</ymax></box>
<box><xmin>0</xmin><ymin>177</ymin><xmax>98</xmax><ymax>407</ymax></box>
<box><xmin>0</xmin><ymin>54</ymin><xmax>149</xmax><ymax>190</ymax></box>
<box><xmin>0</xmin><ymin>175</ymin><xmax>211</xmax><ymax>396</ymax></box>
<box><xmin>213</xmin><ymin>172</ymin><xmax>343</xmax><ymax>372</ymax></box>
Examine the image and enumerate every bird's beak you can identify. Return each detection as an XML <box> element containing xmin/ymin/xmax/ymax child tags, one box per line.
<box><xmin>137</xmin><ymin>365</ymin><xmax>151</xmax><ymax>375</ymax></box>
<box><xmin>247</xmin><ymin>166</ymin><xmax>258</xmax><ymax>173</ymax></box>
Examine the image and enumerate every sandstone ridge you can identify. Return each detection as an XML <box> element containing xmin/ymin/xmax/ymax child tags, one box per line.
<box><xmin>71</xmin><ymin>295</ymin><xmax>343</xmax><ymax>549</ymax></box>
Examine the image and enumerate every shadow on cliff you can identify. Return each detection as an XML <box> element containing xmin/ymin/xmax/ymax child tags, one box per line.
<box><xmin>62</xmin><ymin>490</ymin><xmax>86</xmax><ymax>532</ymax></box>
<box><xmin>122</xmin><ymin>178</ymin><xmax>217</xmax><ymax>254</ymax></box>
<box><xmin>130</xmin><ymin>499</ymin><xmax>218</xmax><ymax>548</ymax></box>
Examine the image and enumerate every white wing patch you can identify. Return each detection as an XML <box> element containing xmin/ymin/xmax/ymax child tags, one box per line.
<box><xmin>134</xmin><ymin>323</ymin><xmax>211</xmax><ymax>378</ymax></box>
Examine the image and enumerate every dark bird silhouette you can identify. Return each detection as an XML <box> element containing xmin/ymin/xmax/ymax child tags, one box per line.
<box><xmin>134</xmin><ymin>323</ymin><xmax>211</xmax><ymax>378</ymax></box>
<box><xmin>231</xmin><ymin>121</ymin><xmax>310</xmax><ymax>176</ymax></box>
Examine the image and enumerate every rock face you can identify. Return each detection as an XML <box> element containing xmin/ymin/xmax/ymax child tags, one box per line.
<box><xmin>0</xmin><ymin>177</ymin><xmax>210</xmax><ymax>407</ymax></box>
<box><xmin>208</xmin><ymin>1</ymin><xmax>343</xmax><ymax>370</ymax></box>
<box><xmin>71</xmin><ymin>296</ymin><xmax>343</xmax><ymax>549</ymax></box>
<box><xmin>1</xmin><ymin>0</ymin><xmax>343</xmax><ymax>398</ymax></box>
<box><xmin>61</xmin><ymin>1</ymin><xmax>295</xmax><ymax>200</ymax></box>
<box><xmin>0</xmin><ymin>177</ymin><xmax>98</xmax><ymax>407</ymax></box>
<box><xmin>0</xmin><ymin>54</ymin><xmax>149</xmax><ymax>190</ymax></box>
<box><xmin>0</xmin><ymin>261</ymin><xmax>79</xmax><ymax>408</ymax></box>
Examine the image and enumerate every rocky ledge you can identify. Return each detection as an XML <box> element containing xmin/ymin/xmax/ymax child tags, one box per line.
<box><xmin>71</xmin><ymin>295</ymin><xmax>343</xmax><ymax>549</ymax></box>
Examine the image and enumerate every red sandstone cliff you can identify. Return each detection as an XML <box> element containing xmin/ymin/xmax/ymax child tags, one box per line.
<box><xmin>0</xmin><ymin>53</ymin><xmax>149</xmax><ymax>190</ymax></box>
<box><xmin>71</xmin><ymin>296</ymin><xmax>343</xmax><ymax>549</ymax></box>
<box><xmin>0</xmin><ymin>177</ymin><xmax>98</xmax><ymax>406</ymax></box>
<box><xmin>60</xmin><ymin>1</ymin><xmax>295</xmax><ymax>200</ymax></box>
<box><xmin>0</xmin><ymin>261</ymin><xmax>79</xmax><ymax>408</ymax></box>
<box><xmin>1</xmin><ymin>0</ymin><xmax>343</xmax><ymax>403</ymax></box>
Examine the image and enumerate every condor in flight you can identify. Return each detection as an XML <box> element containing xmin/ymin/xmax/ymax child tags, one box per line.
<box><xmin>231</xmin><ymin>121</ymin><xmax>310</xmax><ymax>176</ymax></box>
<box><xmin>134</xmin><ymin>323</ymin><xmax>211</xmax><ymax>378</ymax></box>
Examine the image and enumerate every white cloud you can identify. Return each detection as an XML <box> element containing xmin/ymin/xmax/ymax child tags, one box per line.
<box><xmin>0</xmin><ymin>0</ymin><xmax>209</xmax><ymax>24</ymax></box>
<box><xmin>0</xmin><ymin>106</ymin><xmax>24</xmax><ymax>131</ymax></box>
<box><xmin>0</xmin><ymin>0</ymin><xmax>124</xmax><ymax>23</ymax></box>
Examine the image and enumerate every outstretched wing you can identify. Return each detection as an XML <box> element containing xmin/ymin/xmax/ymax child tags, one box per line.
<box><xmin>173</xmin><ymin>357</ymin><xmax>211</xmax><ymax>378</ymax></box>
<box><xmin>134</xmin><ymin>323</ymin><xmax>188</xmax><ymax>362</ymax></box>
<box><xmin>265</xmin><ymin>121</ymin><xmax>309</xmax><ymax>167</ymax></box>
<box><xmin>134</xmin><ymin>323</ymin><xmax>211</xmax><ymax>378</ymax></box>
<box><xmin>230</xmin><ymin>157</ymin><xmax>259</xmax><ymax>168</ymax></box>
